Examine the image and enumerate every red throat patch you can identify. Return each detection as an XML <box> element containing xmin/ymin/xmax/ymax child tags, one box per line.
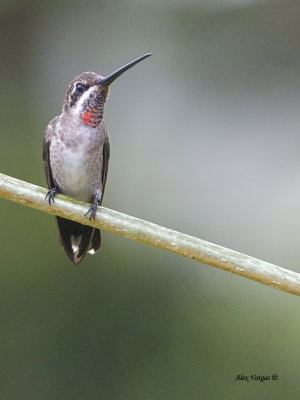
<box><xmin>82</xmin><ymin>107</ymin><xmax>97</xmax><ymax>127</ymax></box>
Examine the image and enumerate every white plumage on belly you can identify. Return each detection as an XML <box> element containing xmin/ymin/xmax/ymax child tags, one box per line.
<box><xmin>62</xmin><ymin>146</ymin><xmax>94</xmax><ymax>200</ymax></box>
<box><xmin>50</xmin><ymin>124</ymin><xmax>103</xmax><ymax>202</ymax></box>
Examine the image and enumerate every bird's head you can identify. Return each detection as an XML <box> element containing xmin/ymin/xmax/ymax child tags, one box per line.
<box><xmin>63</xmin><ymin>53</ymin><xmax>152</xmax><ymax>128</ymax></box>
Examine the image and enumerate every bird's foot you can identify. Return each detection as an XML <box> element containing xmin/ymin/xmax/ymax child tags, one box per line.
<box><xmin>45</xmin><ymin>187</ymin><xmax>57</xmax><ymax>205</ymax></box>
<box><xmin>84</xmin><ymin>193</ymin><xmax>100</xmax><ymax>221</ymax></box>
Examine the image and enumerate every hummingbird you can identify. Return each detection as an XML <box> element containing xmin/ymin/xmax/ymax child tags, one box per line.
<box><xmin>43</xmin><ymin>53</ymin><xmax>151</xmax><ymax>264</ymax></box>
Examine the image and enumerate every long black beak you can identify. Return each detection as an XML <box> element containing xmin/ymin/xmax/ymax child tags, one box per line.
<box><xmin>97</xmin><ymin>53</ymin><xmax>152</xmax><ymax>86</ymax></box>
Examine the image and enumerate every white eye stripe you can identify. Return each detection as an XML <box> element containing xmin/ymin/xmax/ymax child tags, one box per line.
<box><xmin>71</xmin><ymin>85</ymin><xmax>78</xmax><ymax>96</ymax></box>
<box><xmin>73</xmin><ymin>86</ymin><xmax>96</xmax><ymax>113</ymax></box>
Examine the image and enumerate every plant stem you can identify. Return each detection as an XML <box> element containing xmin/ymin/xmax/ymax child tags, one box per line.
<box><xmin>1</xmin><ymin>172</ymin><xmax>300</xmax><ymax>296</ymax></box>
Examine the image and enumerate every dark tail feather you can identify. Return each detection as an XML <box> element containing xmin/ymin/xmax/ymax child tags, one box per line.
<box><xmin>89</xmin><ymin>228</ymin><xmax>101</xmax><ymax>254</ymax></box>
<box><xmin>56</xmin><ymin>217</ymin><xmax>101</xmax><ymax>264</ymax></box>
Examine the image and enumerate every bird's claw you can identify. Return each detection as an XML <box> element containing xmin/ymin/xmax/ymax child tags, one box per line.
<box><xmin>84</xmin><ymin>203</ymin><xmax>98</xmax><ymax>220</ymax></box>
<box><xmin>45</xmin><ymin>187</ymin><xmax>56</xmax><ymax>205</ymax></box>
<box><xmin>84</xmin><ymin>194</ymin><xmax>99</xmax><ymax>220</ymax></box>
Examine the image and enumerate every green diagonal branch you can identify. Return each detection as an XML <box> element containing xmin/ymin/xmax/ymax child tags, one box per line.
<box><xmin>1</xmin><ymin>172</ymin><xmax>300</xmax><ymax>296</ymax></box>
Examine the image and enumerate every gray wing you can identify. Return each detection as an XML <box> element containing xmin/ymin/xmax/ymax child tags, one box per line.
<box><xmin>87</xmin><ymin>134</ymin><xmax>110</xmax><ymax>258</ymax></box>
<box><xmin>42</xmin><ymin>117</ymin><xmax>59</xmax><ymax>190</ymax></box>
<box><xmin>100</xmin><ymin>135</ymin><xmax>110</xmax><ymax>204</ymax></box>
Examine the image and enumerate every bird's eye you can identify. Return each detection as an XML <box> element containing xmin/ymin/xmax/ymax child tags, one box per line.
<box><xmin>76</xmin><ymin>83</ymin><xmax>86</xmax><ymax>93</ymax></box>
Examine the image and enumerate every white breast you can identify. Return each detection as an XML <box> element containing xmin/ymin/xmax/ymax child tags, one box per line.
<box><xmin>61</xmin><ymin>145</ymin><xmax>93</xmax><ymax>199</ymax></box>
<box><xmin>50</xmin><ymin>123</ymin><xmax>103</xmax><ymax>202</ymax></box>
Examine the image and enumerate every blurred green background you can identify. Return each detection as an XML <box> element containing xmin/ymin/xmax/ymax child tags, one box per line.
<box><xmin>1</xmin><ymin>0</ymin><xmax>300</xmax><ymax>398</ymax></box>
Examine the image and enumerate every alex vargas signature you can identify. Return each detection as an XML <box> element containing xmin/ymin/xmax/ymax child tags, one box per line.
<box><xmin>234</xmin><ymin>373</ymin><xmax>278</xmax><ymax>382</ymax></box>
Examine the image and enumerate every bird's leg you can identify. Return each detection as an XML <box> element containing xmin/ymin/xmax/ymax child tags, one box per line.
<box><xmin>84</xmin><ymin>192</ymin><xmax>100</xmax><ymax>220</ymax></box>
<box><xmin>45</xmin><ymin>187</ymin><xmax>57</xmax><ymax>205</ymax></box>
